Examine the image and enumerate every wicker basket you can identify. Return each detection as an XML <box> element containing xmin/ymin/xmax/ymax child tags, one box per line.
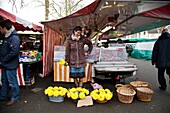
<box><xmin>115</xmin><ymin>84</ymin><xmax>132</xmax><ymax>89</ymax></box>
<box><xmin>136</xmin><ymin>87</ymin><xmax>154</xmax><ymax>102</ymax></box>
<box><xmin>116</xmin><ymin>87</ymin><xmax>136</xmax><ymax>104</ymax></box>
<box><xmin>130</xmin><ymin>80</ymin><xmax>149</xmax><ymax>90</ymax></box>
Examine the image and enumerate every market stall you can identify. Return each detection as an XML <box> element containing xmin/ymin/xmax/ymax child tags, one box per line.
<box><xmin>0</xmin><ymin>45</ymin><xmax>42</xmax><ymax>86</ymax></box>
<box><xmin>41</xmin><ymin>0</ymin><xmax>99</xmax><ymax>77</ymax></box>
<box><xmin>41</xmin><ymin>0</ymin><xmax>170</xmax><ymax>79</ymax></box>
<box><xmin>0</xmin><ymin>8</ymin><xmax>43</xmax><ymax>86</ymax></box>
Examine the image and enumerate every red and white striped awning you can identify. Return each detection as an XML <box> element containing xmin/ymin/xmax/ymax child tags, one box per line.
<box><xmin>0</xmin><ymin>8</ymin><xmax>42</xmax><ymax>32</ymax></box>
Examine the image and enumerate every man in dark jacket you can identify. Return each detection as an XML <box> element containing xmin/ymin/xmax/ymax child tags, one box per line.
<box><xmin>152</xmin><ymin>28</ymin><xmax>170</xmax><ymax>90</ymax></box>
<box><xmin>0</xmin><ymin>20</ymin><xmax>20</xmax><ymax>105</ymax></box>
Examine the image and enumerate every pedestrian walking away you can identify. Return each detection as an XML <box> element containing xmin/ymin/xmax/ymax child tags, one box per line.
<box><xmin>0</xmin><ymin>19</ymin><xmax>20</xmax><ymax>105</ymax></box>
<box><xmin>65</xmin><ymin>26</ymin><xmax>93</xmax><ymax>88</ymax></box>
<box><xmin>152</xmin><ymin>28</ymin><xmax>170</xmax><ymax>91</ymax></box>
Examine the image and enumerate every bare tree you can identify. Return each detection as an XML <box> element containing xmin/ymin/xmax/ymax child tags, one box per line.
<box><xmin>4</xmin><ymin>0</ymin><xmax>87</xmax><ymax>20</ymax></box>
<box><xmin>7</xmin><ymin>0</ymin><xmax>28</xmax><ymax>12</ymax></box>
<box><xmin>45</xmin><ymin>0</ymin><xmax>49</xmax><ymax>20</ymax></box>
<box><xmin>35</xmin><ymin>0</ymin><xmax>84</xmax><ymax>20</ymax></box>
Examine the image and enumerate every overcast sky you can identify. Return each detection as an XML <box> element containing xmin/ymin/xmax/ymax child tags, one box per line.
<box><xmin>0</xmin><ymin>0</ymin><xmax>94</xmax><ymax>24</ymax></box>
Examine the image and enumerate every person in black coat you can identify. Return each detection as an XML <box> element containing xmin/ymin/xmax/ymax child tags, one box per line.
<box><xmin>152</xmin><ymin>28</ymin><xmax>170</xmax><ymax>90</ymax></box>
<box><xmin>0</xmin><ymin>20</ymin><xmax>20</xmax><ymax>105</ymax></box>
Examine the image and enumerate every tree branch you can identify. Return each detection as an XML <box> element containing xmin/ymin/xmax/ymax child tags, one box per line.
<box><xmin>51</xmin><ymin>4</ymin><xmax>63</xmax><ymax>17</ymax></box>
<box><xmin>51</xmin><ymin>0</ymin><xmax>64</xmax><ymax>17</ymax></box>
<box><xmin>34</xmin><ymin>0</ymin><xmax>45</xmax><ymax>6</ymax></box>
<box><xmin>51</xmin><ymin>0</ymin><xmax>62</xmax><ymax>10</ymax></box>
<box><xmin>70</xmin><ymin>0</ymin><xmax>83</xmax><ymax>12</ymax></box>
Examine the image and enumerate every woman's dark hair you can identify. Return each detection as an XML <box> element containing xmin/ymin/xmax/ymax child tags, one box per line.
<box><xmin>73</xmin><ymin>26</ymin><xmax>82</xmax><ymax>32</ymax></box>
<box><xmin>82</xmin><ymin>26</ymin><xmax>88</xmax><ymax>30</ymax></box>
<box><xmin>86</xmin><ymin>29</ymin><xmax>92</xmax><ymax>37</ymax></box>
<box><xmin>0</xmin><ymin>19</ymin><xmax>12</xmax><ymax>30</ymax></box>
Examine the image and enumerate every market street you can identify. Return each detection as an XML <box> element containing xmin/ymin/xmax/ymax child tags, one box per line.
<box><xmin>0</xmin><ymin>58</ymin><xmax>170</xmax><ymax>113</ymax></box>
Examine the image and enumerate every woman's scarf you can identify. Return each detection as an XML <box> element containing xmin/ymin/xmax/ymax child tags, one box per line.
<box><xmin>71</xmin><ymin>34</ymin><xmax>80</xmax><ymax>41</ymax></box>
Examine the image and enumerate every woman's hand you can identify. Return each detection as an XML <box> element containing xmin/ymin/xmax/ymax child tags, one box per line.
<box><xmin>84</xmin><ymin>52</ymin><xmax>89</xmax><ymax>56</ymax></box>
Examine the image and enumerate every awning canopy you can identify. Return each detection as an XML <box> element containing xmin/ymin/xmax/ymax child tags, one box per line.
<box><xmin>41</xmin><ymin>0</ymin><xmax>100</xmax><ymax>34</ymax></box>
<box><xmin>0</xmin><ymin>8</ymin><xmax>42</xmax><ymax>32</ymax></box>
<box><xmin>116</xmin><ymin>3</ymin><xmax>170</xmax><ymax>35</ymax></box>
<box><xmin>41</xmin><ymin>0</ymin><xmax>170</xmax><ymax>37</ymax></box>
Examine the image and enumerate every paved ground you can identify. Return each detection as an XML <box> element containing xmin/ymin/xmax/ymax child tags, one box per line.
<box><xmin>0</xmin><ymin>58</ymin><xmax>170</xmax><ymax>113</ymax></box>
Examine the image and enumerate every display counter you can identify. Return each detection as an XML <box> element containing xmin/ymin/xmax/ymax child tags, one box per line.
<box><xmin>53</xmin><ymin>46</ymin><xmax>95</xmax><ymax>83</ymax></box>
<box><xmin>0</xmin><ymin>60</ymin><xmax>41</xmax><ymax>86</ymax></box>
<box><xmin>54</xmin><ymin>62</ymin><xmax>93</xmax><ymax>82</ymax></box>
<box><xmin>0</xmin><ymin>64</ymin><xmax>26</xmax><ymax>86</ymax></box>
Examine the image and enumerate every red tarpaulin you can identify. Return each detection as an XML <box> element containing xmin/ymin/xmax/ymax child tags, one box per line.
<box><xmin>0</xmin><ymin>8</ymin><xmax>42</xmax><ymax>32</ymax></box>
<box><xmin>45</xmin><ymin>0</ymin><xmax>99</xmax><ymax>23</ymax></box>
<box><xmin>139</xmin><ymin>4</ymin><xmax>170</xmax><ymax>20</ymax></box>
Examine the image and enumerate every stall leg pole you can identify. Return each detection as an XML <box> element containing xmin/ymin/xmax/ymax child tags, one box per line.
<box><xmin>25</xmin><ymin>65</ymin><xmax>30</xmax><ymax>89</ymax></box>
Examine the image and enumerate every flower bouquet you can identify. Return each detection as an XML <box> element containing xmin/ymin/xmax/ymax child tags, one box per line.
<box><xmin>59</xmin><ymin>59</ymin><xmax>68</xmax><ymax>66</ymax></box>
<box><xmin>67</xmin><ymin>87</ymin><xmax>90</xmax><ymax>101</ymax></box>
<box><xmin>44</xmin><ymin>86</ymin><xmax>68</xmax><ymax>102</ymax></box>
<box><xmin>90</xmin><ymin>88</ymin><xmax>113</xmax><ymax>103</ymax></box>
